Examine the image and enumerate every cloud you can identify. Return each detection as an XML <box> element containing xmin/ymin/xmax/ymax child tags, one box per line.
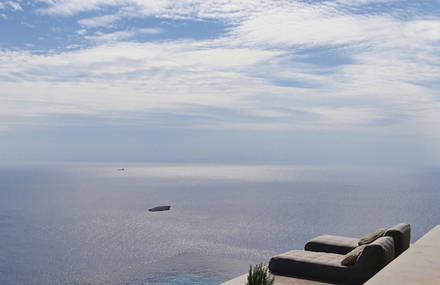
<box><xmin>78</xmin><ymin>14</ymin><xmax>120</xmax><ymax>28</ymax></box>
<box><xmin>138</xmin><ymin>28</ymin><xmax>162</xmax><ymax>35</ymax></box>
<box><xmin>0</xmin><ymin>1</ymin><xmax>23</xmax><ymax>12</ymax></box>
<box><xmin>84</xmin><ymin>30</ymin><xmax>138</xmax><ymax>42</ymax></box>
<box><xmin>76</xmin><ymin>29</ymin><xmax>87</xmax><ymax>35</ymax></box>
<box><xmin>334</xmin><ymin>0</ymin><xmax>400</xmax><ymax>5</ymax></box>
<box><xmin>232</xmin><ymin>6</ymin><xmax>368</xmax><ymax>47</ymax></box>
<box><xmin>6</xmin><ymin>1</ymin><xmax>23</xmax><ymax>11</ymax></box>
<box><xmin>38</xmin><ymin>0</ymin><xmax>169</xmax><ymax>17</ymax></box>
<box><xmin>34</xmin><ymin>0</ymin><xmax>417</xmax><ymax>21</ymax></box>
<box><xmin>83</xmin><ymin>28</ymin><xmax>162</xmax><ymax>42</ymax></box>
<box><xmin>37</xmin><ymin>0</ymin><xmax>122</xmax><ymax>16</ymax></box>
<box><xmin>36</xmin><ymin>0</ymin><xmax>292</xmax><ymax>20</ymax></box>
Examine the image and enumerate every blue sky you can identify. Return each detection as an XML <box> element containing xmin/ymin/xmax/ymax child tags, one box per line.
<box><xmin>1</xmin><ymin>0</ymin><xmax>440</xmax><ymax>165</ymax></box>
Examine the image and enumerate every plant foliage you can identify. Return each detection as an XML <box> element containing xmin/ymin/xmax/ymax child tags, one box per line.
<box><xmin>246</xmin><ymin>263</ymin><xmax>275</xmax><ymax>285</ymax></box>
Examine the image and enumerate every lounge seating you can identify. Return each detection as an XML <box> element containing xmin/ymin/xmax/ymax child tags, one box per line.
<box><xmin>305</xmin><ymin>223</ymin><xmax>410</xmax><ymax>257</ymax></box>
<box><xmin>269</xmin><ymin>237</ymin><xmax>394</xmax><ymax>285</ymax></box>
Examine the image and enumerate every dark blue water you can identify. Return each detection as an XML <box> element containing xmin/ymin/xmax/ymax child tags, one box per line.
<box><xmin>1</xmin><ymin>163</ymin><xmax>439</xmax><ymax>284</ymax></box>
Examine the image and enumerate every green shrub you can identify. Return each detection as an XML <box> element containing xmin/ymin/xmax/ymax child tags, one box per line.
<box><xmin>246</xmin><ymin>263</ymin><xmax>274</xmax><ymax>285</ymax></box>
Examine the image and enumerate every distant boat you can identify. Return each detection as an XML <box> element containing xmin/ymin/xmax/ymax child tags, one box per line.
<box><xmin>117</xmin><ymin>168</ymin><xmax>125</xmax><ymax>171</ymax></box>
<box><xmin>148</xmin><ymin>205</ymin><xmax>171</xmax><ymax>212</ymax></box>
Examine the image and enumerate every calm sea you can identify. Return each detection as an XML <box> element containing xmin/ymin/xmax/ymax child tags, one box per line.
<box><xmin>1</xmin><ymin>163</ymin><xmax>439</xmax><ymax>284</ymax></box>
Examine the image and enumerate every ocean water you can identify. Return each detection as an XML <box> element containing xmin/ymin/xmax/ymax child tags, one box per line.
<box><xmin>1</xmin><ymin>163</ymin><xmax>439</xmax><ymax>285</ymax></box>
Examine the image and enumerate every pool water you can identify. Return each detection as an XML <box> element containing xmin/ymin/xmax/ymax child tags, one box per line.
<box><xmin>76</xmin><ymin>252</ymin><xmax>253</xmax><ymax>284</ymax></box>
<box><xmin>155</xmin><ymin>274</ymin><xmax>219</xmax><ymax>285</ymax></box>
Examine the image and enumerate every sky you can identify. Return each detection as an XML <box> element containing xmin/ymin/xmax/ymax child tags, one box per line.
<box><xmin>1</xmin><ymin>0</ymin><xmax>440</xmax><ymax>165</ymax></box>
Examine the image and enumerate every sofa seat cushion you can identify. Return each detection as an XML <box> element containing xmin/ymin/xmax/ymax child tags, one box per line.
<box><xmin>305</xmin><ymin>235</ymin><xmax>359</xmax><ymax>255</ymax></box>
<box><xmin>269</xmin><ymin>250</ymin><xmax>352</xmax><ymax>283</ymax></box>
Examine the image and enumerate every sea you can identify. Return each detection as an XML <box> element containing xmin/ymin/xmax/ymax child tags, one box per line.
<box><xmin>1</xmin><ymin>163</ymin><xmax>439</xmax><ymax>284</ymax></box>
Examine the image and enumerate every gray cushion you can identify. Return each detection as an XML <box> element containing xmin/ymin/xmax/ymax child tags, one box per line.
<box><xmin>305</xmin><ymin>235</ymin><xmax>359</xmax><ymax>255</ymax></box>
<box><xmin>358</xmin><ymin>228</ymin><xmax>387</xmax><ymax>245</ymax></box>
<box><xmin>384</xmin><ymin>223</ymin><xmax>410</xmax><ymax>257</ymax></box>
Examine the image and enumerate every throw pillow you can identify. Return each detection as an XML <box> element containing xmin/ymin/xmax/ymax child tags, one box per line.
<box><xmin>358</xmin><ymin>228</ymin><xmax>387</xmax><ymax>245</ymax></box>
<box><xmin>341</xmin><ymin>245</ymin><xmax>367</xmax><ymax>266</ymax></box>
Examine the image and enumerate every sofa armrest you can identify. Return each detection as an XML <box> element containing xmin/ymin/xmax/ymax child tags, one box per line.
<box><xmin>351</xmin><ymin>236</ymin><xmax>394</xmax><ymax>284</ymax></box>
<box><xmin>384</xmin><ymin>223</ymin><xmax>410</xmax><ymax>257</ymax></box>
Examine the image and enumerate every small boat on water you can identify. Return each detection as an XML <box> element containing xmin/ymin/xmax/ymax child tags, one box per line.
<box><xmin>117</xmin><ymin>168</ymin><xmax>125</xmax><ymax>171</ymax></box>
<box><xmin>148</xmin><ymin>205</ymin><xmax>171</xmax><ymax>212</ymax></box>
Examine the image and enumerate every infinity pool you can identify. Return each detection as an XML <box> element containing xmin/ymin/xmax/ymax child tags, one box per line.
<box><xmin>76</xmin><ymin>252</ymin><xmax>253</xmax><ymax>284</ymax></box>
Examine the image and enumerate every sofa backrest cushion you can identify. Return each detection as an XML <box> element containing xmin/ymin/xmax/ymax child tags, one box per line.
<box><xmin>384</xmin><ymin>223</ymin><xmax>410</xmax><ymax>257</ymax></box>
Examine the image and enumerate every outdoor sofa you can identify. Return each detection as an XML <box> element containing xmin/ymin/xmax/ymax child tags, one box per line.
<box><xmin>269</xmin><ymin>223</ymin><xmax>411</xmax><ymax>284</ymax></box>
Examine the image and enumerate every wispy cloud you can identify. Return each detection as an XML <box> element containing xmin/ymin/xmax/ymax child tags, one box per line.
<box><xmin>7</xmin><ymin>1</ymin><xmax>23</xmax><ymax>11</ymax></box>
<box><xmin>36</xmin><ymin>0</ymin><xmax>293</xmax><ymax>20</ymax></box>
<box><xmin>84</xmin><ymin>30</ymin><xmax>134</xmax><ymax>42</ymax></box>
<box><xmin>0</xmin><ymin>1</ymin><xmax>23</xmax><ymax>12</ymax></box>
<box><xmin>82</xmin><ymin>27</ymin><xmax>162</xmax><ymax>42</ymax></box>
<box><xmin>138</xmin><ymin>28</ymin><xmax>162</xmax><ymax>35</ymax></box>
<box><xmin>78</xmin><ymin>14</ymin><xmax>120</xmax><ymax>28</ymax></box>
